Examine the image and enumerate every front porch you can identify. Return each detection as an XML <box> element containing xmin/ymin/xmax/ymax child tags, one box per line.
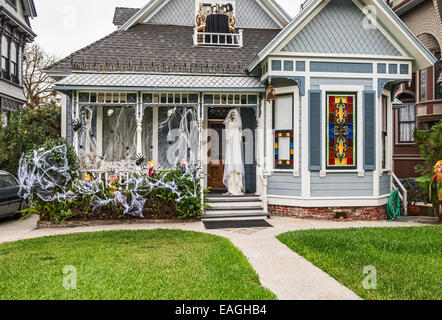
<box><xmin>64</xmin><ymin>86</ymin><xmax>265</xmax><ymax>200</ymax></box>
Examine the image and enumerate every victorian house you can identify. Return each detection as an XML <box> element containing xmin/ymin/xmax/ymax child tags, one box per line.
<box><xmin>389</xmin><ymin>0</ymin><xmax>442</xmax><ymax>178</ymax></box>
<box><xmin>47</xmin><ymin>0</ymin><xmax>435</xmax><ymax>220</ymax></box>
<box><xmin>0</xmin><ymin>0</ymin><xmax>37</xmax><ymax>125</ymax></box>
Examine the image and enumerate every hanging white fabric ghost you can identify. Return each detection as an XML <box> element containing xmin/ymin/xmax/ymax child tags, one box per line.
<box><xmin>223</xmin><ymin>109</ymin><xmax>245</xmax><ymax>196</ymax></box>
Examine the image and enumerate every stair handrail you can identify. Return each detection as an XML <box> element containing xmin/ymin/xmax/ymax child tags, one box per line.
<box><xmin>391</xmin><ymin>172</ymin><xmax>408</xmax><ymax>216</ymax></box>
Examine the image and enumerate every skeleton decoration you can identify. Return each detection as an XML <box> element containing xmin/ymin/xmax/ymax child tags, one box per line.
<box><xmin>18</xmin><ymin>145</ymin><xmax>201</xmax><ymax>218</ymax></box>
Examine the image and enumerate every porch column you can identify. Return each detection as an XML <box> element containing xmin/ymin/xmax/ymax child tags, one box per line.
<box><xmin>136</xmin><ymin>117</ymin><xmax>143</xmax><ymax>156</ymax></box>
<box><xmin>96</xmin><ymin>106</ymin><xmax>103</xmax><ymax>157</ymax></box>
<box><xmin>73</xmin><ymin>92</ymin><xmax>79</xmax><ymax>154</ymax></box>
<box><xmin>152</xmin><ymin>107</ymin><xmax>159</xmax><ymax>162</ymax></box>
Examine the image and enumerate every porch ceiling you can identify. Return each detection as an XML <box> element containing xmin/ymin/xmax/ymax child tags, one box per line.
<box><xmin>54</xmin><ymin>73</ymin><xmax>265</xmax><ymax>92</ymax></box>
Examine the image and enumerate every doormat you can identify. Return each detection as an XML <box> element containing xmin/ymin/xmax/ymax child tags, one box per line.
<box><xmin>203</xmin><ymin>220</ymin><xmax>273</xmax><ymax>230</ymax></box>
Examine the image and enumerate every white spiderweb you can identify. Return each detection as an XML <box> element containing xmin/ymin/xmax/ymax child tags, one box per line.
<box><xmin>18</xmin><ymin>145</ymin><xmax>201</xmax><ymax>218</ymax></box>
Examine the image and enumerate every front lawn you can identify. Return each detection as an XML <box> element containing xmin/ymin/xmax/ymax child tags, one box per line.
<box><xmin>277</xmin><ymin>226</ymin><xmax>441</xmax><ymax>300</ymax></box>
<box><xmin>0</xmin><ymin>230</ymin><xmax>275</xmax><ymax>300</ymax></box>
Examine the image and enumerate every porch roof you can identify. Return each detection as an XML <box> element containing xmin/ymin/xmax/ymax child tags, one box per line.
<box><xmin>54</xmin><ymin>73</ymin><xmax>265</xmax><ymax>93</ymax></box>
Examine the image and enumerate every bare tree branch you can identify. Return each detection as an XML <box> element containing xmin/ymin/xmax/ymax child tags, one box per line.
<box><xmin>23</xmin><ymin>43</ymin><xmax>60</xmax><ymax>107</ymax></box>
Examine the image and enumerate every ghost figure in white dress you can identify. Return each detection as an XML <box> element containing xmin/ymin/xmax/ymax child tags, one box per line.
<box><xmin>223</xmin><ymin>109</ymin><xmax>245</xmax><ymax>196</ymax></box>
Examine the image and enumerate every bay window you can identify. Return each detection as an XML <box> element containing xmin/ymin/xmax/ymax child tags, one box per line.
<box><xmin>273</xmin><ymin>95</ymin><xmax>294</xmax><ymax>169</ymax></box>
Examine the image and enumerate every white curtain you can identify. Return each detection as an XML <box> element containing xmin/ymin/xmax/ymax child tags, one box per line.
<box><xmin>399</xmin><ymin>103</ymin><xmax>416</xmax><ymax>142</ymax></box>
<box><xmin>223</xmin><ymin>109</ymin><xmax>245</xmax><ymax>196</ymax></box>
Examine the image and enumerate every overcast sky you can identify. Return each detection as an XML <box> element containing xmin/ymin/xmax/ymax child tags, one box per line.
<box><xmin>30</xmin><ymin>0</ymin><xmax>303</xmax><ymax>60</ymax></box>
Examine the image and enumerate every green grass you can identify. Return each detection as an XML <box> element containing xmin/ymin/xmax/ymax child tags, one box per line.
<box><xmin>277</xmin><ymin>226</ymin><xmax>442</xmax><ymax>300</ymax></box>
<box><xmin>0</xmin><ymin>229</ymin><xmax>275</xmax><ymax>300</ymax></box>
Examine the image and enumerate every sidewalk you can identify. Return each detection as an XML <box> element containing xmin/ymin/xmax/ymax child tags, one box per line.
<box><xmin>0</xmin><ymin>215</ymin><xmax>435</xmax><ymax>300</ymax></box>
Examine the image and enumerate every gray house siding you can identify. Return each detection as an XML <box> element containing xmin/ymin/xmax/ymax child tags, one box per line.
<box><xmin>268</xmin><ymin>172</ymin><xmax>302</xmax><ymax>197</ymax></box>
<box><xmin>149</xmin><ymin>0</ymin><xmax>279</xmax><ymax>29</ymax></box>
<box><xmin>380</xmin><ymin>173</ymin><xmax>391</xmax><ymax>195</ymax></box>
<box><xmin>281</xmin><ymin>0</ymin><xmax>401</xmax><ymax>56</ymax></box>
<box><xmin>310</xmin><ymin>78</ymin><xmax>373</xmax><ymax>91</ymax></box>
<box><xmin>311</xmin><ymin>172</ymin><xmax>374</xmax><ymax>197</ymax></box>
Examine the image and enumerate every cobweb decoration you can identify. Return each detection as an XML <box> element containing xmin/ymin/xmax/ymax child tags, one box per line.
<box><xmin>17</xmin><ymin>145</ymin><xmax>72</xmax><ymax>202</ymax></box>
<box><xmin>17</xmin><ymin>145</ymin><xmax>201</xmax><ymax>218</ymax></box>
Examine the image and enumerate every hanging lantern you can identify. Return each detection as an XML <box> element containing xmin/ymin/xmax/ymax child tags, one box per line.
<box><xmin>266</xmin><ymin>85</ymin><xmax>276</xmax><ymax>101</ymax></box>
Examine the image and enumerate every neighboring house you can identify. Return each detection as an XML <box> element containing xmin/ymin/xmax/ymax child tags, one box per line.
<box><xmin>0</xmin><ymin>0</ymin><xmax>37</xmax><ymax>125</ymax></box>
<box><xmin>388</xmin><ymin>0</ymin><xmax>442</xmax><ymax>178</ymax></box>
<box><xmin>47</xmin><ymin>0</ymin><xmax>436</xmax><ymax>220</ymax></box>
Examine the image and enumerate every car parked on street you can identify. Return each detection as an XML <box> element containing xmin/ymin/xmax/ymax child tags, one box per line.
<box><xmin>0</xmin><ymin>171</ymin><xmax>24</xmax><ymax>219</ymax></box>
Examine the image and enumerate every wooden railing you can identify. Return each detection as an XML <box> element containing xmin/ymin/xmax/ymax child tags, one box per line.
<box><xmin>193</xmin><ymin>28</ymin><xmax>243</xmax><ymax>47</ymax></box>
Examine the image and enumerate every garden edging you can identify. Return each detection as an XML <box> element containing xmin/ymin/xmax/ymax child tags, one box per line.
<box><xmin>37</xmin><ymin>218</ymin><xmax>199</xmax><ymax>229</ymax></box>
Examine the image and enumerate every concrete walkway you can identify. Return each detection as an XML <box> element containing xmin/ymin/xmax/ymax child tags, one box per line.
<box><xmin>0</xmin><ymin>215</ymin><xmax>437</xmax><ymax>300</ymax></box>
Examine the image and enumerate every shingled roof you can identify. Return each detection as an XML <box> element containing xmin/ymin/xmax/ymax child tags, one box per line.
<box><xmin>113</xmin><ymin>7</ymin><xmax>139</xmax><ymax>26</ymax></box>
<box><xmin>47</xmin><ymin>24</ymin><xmax>280</xmax><ymax>75</ymax></box>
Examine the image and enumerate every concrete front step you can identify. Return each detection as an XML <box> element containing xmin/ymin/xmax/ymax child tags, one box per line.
<box><xmin>208</xmin><ymin>202</ymin><xmax>263</xmax><ymax>210</ymax></box>
<box><xmin>201</xmin><ymin>212</ymin><xmax>269</xmax><ymax>221</ymax></box>
<box><xmin>204</xmin><ymin>194</ymin><xmax>267</xmax><ymax>221</ymax></box>
<box><xmin>206</xmin><ymin>195</ymin><xmax>261</xmax><ymax>203</ymax></box>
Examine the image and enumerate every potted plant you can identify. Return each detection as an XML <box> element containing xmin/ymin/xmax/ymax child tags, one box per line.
<box><xmin>402</xmin><ymin>178</ymin><xmax>423</xmax><ymax>216</ymax></box>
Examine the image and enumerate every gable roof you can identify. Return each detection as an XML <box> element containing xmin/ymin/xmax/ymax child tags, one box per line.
<box><xmin>46</xmin><ymin>24</ymin><xmax>280</xmax><ymax>75</ymax></box>
<box><xmin>120</xmin><ymin>0</ymin><xmax>291</xmax><ymax>30</ymax></box>
<box><xmin>281</xmin><ymin>0</ymin><xmax>401</xmax><ymax>56</ymax></box>
<box><xmin>247</xmin><ymin>0</ymin><xmax>437</xmax><ymax>72</ymax></box>
<box><xmin>113</xmin><ymin>7</ymin><xmax>140</xmax><ymax>26</ymax></box>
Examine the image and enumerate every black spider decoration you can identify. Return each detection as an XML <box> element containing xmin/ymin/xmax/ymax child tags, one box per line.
<box><xmin>135</xmin><ymin>154</ymin><xmax>148</xmax><ymax>169</ymax></box>
<box><xmin>72</xmin><ymin>118</ymin><xmax>85</xmax><ymax>134</ymax></box>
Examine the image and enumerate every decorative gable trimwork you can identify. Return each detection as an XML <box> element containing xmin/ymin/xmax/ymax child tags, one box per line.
<box><xmin>281</xmin><ymin>0</ymin><xmax>401</xmax><ymax>56</ymax></box>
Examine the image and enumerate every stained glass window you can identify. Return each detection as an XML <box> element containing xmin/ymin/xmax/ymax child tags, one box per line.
<box><xmin>274</xmin><ymin>95</ymin><xmax>294</xmax><ymax>169</ymax></box>
<box><xmin>326</xmin><ymin>93</ymin><xmax>357</xmax><ymax>169</ymax></box>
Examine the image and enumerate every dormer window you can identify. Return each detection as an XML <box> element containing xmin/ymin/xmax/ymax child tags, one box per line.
<box><xmin>194</xmin><ymin>1</ymin><xmax>243</xmax><ymax>47</ymax></box>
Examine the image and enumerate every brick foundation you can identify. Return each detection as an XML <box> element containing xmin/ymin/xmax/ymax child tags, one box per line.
<box><xmin>268</xmin><ymin>205</ymin><xmax>387</xmax><ymax>221</ymax></box>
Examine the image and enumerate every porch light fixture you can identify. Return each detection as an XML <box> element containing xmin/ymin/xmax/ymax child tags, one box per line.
<box><xmin>107</xmin><ymin>109</ymin><xmax>114</xmax><ymax>117</ymax></box>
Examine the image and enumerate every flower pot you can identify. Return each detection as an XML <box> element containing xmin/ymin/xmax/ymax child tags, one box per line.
<box><xmin>408</xmin><ymin>205</ymin><xmax>420</xmax><ymax>216</ymax></box>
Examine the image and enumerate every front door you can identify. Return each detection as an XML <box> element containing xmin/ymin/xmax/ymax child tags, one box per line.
<box><xmin>207</xmin><ymin>121</ymin><xmax>226</xmax><ymax>190</ymax></box>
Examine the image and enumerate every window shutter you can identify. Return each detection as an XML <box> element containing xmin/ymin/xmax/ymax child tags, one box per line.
<box><xmin>309</xmin><ymin>90</ymin><xmax>321</xmax><ymax>171</ymax></box>
<box><xmin>363</xmin><ymin>91</ymin><xmax>376</xmax><ymax>170</ymax></box>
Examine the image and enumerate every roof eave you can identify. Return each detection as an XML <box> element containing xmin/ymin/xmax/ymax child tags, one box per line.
<box><xmin>246</xmin><ymin>0</ymin><xmax>324</xmax><ymax>73</ymax></box>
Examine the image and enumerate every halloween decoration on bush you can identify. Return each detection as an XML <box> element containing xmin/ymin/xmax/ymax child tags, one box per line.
<box><xmin>72</xmin><ymin>118</ymin><xmax>85</xmax><ymax>133</ymax></box>
<box><xmin>430</xmin><ymin>160</ymin><xmax>442</xmax><ymax>205</ymax></box>
<box><xmin>148</xmin><ymin>160</ymin><xmax>156</xmax><ymax>177</ymax></box>
<box><xmin>135</xmin><ymin>154</ymin><xmax>148</xmax><ymax>169</ymax></box>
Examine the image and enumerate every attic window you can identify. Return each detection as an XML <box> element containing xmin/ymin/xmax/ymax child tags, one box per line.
<box><xmin>194</xmin><ymin>1</ymin><xmax>243</xmax><ymax>47</ymax></box>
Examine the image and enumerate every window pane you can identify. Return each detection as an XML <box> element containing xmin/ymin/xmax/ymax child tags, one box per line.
<box><xmin>399</xmin><ymin>122</ymin><xmax>415</xmax><ymax>142</ymax></box>
<box><xmin>1</xmin><ymin>36</ymin><xmax>7</xmax><ymax>57</ymax></box>
<box><xmin>326</xmin><ymin>94</ymin><xmax>356</xmax><ymax>168</ymax></box>
<box><xmin>278</xmin><ymin>136</ymin><xmax>290</xmax><ymax>160</ymax></box>
<box><xmin>10</xmin><ymin>42</ymin><xmax>17</xmax><ymax>63</ymax></box>
<box><xmin>419</xmin><ymin>69</ymin><xmax>427</xmax><ymax>101</ymax></box>
<box><xmin>274</xmin><ymin>95</ymin><xmax>292</xmax><ymax>130</ymax></box>
<box><xmin>0</xmin><ymin>173</ymin><xmax>17</xmax><ymax>188</ymax></box>
<box><xmin>399</xmin><ymin>103</ymin><xmax>415</xmax><ymax>122</ymax></box>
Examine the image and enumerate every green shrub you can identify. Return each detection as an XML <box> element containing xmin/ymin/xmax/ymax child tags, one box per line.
<box><xmin>0</xmin><ymin>104</ymin><xmax>61</xmax><ymax>175</ymax></box>
<box><xmin>23</xmin><ymin>138</ymin><xmax>80</xmax><ymax>181</ymax></box>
